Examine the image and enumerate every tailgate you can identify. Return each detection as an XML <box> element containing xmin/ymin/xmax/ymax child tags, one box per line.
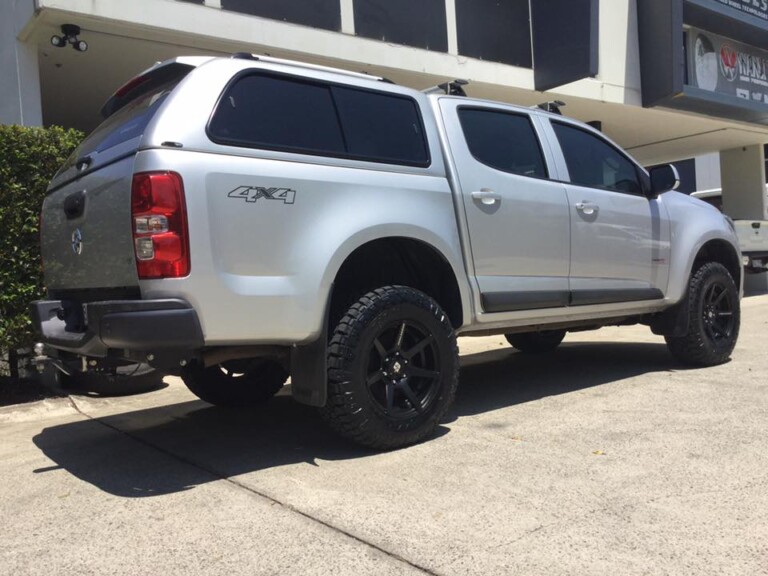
<box><xmin>735</xmin><ymin>220</ymin><xmax>768</xmax><ymax>253</ymax></box>
<box><xmin>41</xmin><ymin>155</ymin><xmax>139</xmax><ymax>292</ymax></box>
<box><xmin>40</xmin><ymin>59</ymin><xmax>197</xmax><ymax>295</ymax></box>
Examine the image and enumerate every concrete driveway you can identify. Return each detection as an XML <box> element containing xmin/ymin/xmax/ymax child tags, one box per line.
<box><xmin>2</xmin><ymin>297</ymin><xmax>767</xmax><ymax>576</ymax></box>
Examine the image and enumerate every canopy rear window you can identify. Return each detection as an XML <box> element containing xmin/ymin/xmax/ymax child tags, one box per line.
<box><xmin>58</xmin><ymin>63</ymin><xmax>193</xmax><ymax>176</ymax></box>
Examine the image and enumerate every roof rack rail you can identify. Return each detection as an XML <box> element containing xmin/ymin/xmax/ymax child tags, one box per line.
<box><xmin>229</xmin><ymin>52</ymin><xmax>388</xmax><ymax>82</ymax></box>
<box><xmin>423</xmin><ymin>79</ymin><xmax>469</xmax><ymax>96</ymax></box>
<box><xmin>534</xmin><ymin>100</ymin><xmax>566</xmax><ymax>115</ymax></box>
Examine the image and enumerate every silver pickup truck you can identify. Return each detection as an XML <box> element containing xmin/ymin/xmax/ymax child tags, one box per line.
<box><xmin>32</xmin><ymin>54</ymin><xmax>742</xmax><ymax>449</ymax></box>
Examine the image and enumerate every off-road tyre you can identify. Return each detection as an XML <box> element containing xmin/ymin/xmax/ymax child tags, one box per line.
<box><xmin>181</xmin><ymin>359</ymin><xmax>288</xmax><ymax>407</ymax></box>
<box><xmin>505</xmin><ymin>330</ymin><xmax>566</xmax><ymax>353</ymax></box>
<box><xmin>665</xmin><ymin>262</ymin><xmax>739</xmax><ymax>366</ymax></box>
<box><xmin>322</xmin><ymin>286</ymin><xmax>459</xmax><ymax>450</ymax></box>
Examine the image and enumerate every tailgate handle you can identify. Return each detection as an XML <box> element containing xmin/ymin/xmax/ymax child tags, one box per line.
<box><xmin>63</xmin><ymin>191</ymin><xmax>86</xmax><ymax>220</ymax></box>
<box><xmin>76</xmin><ymin>155</ymin><xmax>92</xmax><ymax>171</ymax></box>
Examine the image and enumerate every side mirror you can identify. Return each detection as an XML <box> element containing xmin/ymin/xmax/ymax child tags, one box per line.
<box><xmin>649</xmin><ymin>164</ymin><xmax>680</xmax><ymax>196</ymax></box>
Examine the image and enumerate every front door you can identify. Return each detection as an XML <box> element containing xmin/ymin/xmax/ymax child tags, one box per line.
<box><xmin>547</xmin><ymin>120</ymin><xmax>670</xmax><ymax>305</ymax></box>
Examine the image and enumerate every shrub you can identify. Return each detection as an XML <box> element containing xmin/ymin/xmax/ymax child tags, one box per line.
<box><xmin>0</xmin><ymin>125</ymin><xmax>83</xmax><ymax>375</ymax></box>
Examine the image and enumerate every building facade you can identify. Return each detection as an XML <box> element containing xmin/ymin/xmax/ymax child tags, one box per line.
<box><xmin>2</xmin><ymin>0</ymin><xmax>767</xmax><ymax>282</ymax></box>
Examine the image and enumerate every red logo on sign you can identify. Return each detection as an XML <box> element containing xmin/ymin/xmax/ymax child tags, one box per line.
<box><xmin>719</xmin><ymin>44</ymin><xmax>738</xmax><ymax>82</ymax></box>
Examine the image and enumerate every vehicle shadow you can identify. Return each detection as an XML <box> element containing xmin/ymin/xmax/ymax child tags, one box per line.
<box><xmin>451</xmin><ymin>340</ymin><xmax>679</xmax><ymax>419</ymax></box>
<box><xmin>32</xmin><ymin>341</ymin><xmax>680</xmax><ymax>498</ymax></box>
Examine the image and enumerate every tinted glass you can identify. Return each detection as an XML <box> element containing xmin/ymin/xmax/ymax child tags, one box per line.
<box><xmin>332</xmin><ymin>87</ymin><xmax>428</xmax><ymax>165</ymax></box>
<box><xmin>208</xmin><ymin>75</ymin><xmax>345</xmax><ymax>154</ymax></box>
<box><xmin>552</xmin><ymin>122</ymin><xmax>641</xmax><ymax>194</ymax></box>
<box><xmin>209</xmin><ymin>74</ymin><xmax>429</xmax><ymax>166</ymax></box>
<box><xmin>458</xmin><ymin>108</ymin><xmax>547</xmax><ymax>178</ymax></box>
<box><xmin>59</xmin><ymin>64</ymin><xmax>193</xmax><ymax>176</ymax></box>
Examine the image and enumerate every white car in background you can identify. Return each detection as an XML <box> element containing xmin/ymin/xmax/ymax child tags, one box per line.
<box><xmin>692</xmin><ymin>187</ymin><xmax>768</xmax><ymax>273</ymax></box>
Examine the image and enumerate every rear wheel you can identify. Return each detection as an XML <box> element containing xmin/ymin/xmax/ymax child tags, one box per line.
<box><xmin>665</xmin><ymin>262</ymin><xmax>739</xmax><ymax>366</ymax></box>
<box><xmin>181</xmin><ymin>359</ymin><xmax>288</xmax><ymax>406</ymax></box>
<box><xmin>505</xmin><ymin>330</ymin><xmax>566</xmax><ymax>354</ymax></box>
<box><xmin>322</xmin><ymin>286</ymin><xmax>459</xmax><ymax>450</ymax></box>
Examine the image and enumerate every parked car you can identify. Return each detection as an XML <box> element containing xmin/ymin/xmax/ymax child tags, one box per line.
<box><xmin>31</xmin><ymin>54</ymin><xmax>742</xmax><ymax>448</ymax></box>
<box><xmin>691</xmin><ymin>188</ymin><xmax>768</xmax><ymax>273</ymax></box>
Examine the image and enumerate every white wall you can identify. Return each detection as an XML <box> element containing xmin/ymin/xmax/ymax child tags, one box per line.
<box><xmin>695</xmin><ymin>153</ymin><xmax>722</xmax><ymax>191</ymax></box>
<box><xmin>0</xmin><ymin>0</ymin><xmax>42</xmax><ymax>126</ymax></box>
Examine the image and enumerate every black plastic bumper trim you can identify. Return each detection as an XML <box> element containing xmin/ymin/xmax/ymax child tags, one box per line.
<box><xmin>30</xmin><ymin>299</ymin><xmax>203</xmax><ymax>356</ymax></box>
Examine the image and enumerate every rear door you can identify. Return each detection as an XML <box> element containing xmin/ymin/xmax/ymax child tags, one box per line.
<box><xmin>545</xmin><ymin>120</ymin><xmax>670</xmax><ymax>304</ymax></box>
<box><xmin>439</xmin><ymin>99</ymin><xmax>570</xmax><ymax>313</ymax></box>
<box><xmin>41</xmin><ymin>62</ymin><xmax>194</xmax><ymax>294</ymax></box>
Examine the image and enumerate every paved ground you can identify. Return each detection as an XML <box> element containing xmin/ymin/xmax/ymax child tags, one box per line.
<box><xmin>2</xmin><ymin>296</ymin><xmax>767</xmax><ymax>576</ymax></box>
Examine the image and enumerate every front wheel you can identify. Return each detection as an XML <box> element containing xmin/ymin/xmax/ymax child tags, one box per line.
<box><xmin>322</xmin><ymin>286</ymin><xmax>459</xmax><ymax>450</ymax></box>
<box><xmin>665</xmin><ymin>262</ymin><xmax>740</xmax><ymax>366</ymax></box>
<box><xmin>181</xmin><ymin>359</ymin><xmax>288</xmax><ymax>406</ymax></box>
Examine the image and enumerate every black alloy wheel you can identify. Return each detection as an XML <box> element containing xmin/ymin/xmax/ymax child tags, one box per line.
<box><xmin>322</xmin><ymin>286</ymin><xmax>459</xmax><ymax>449</ymax></box>
<box><xmin>700</xmin><ymin>279</ymin><xmax>737</xmax><ymax>346</ymax></box>
<box><xmin>665</xmin><ymin>262</ymin><xmax>740</xmax><ymax>366</ymax></box>
<box><xmin>365</xmin><ymin>318</ymin><xmax>442</xmax><ymax>420</ymax></box>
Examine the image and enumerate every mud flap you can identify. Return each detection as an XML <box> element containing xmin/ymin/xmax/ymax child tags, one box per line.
<box><xmin>289</xmin><ymin>292</ymin><xmax>331</xmax><ymax>407</ymax></box>
<box><xmin>650</xmin><ymin>293</ymin><xmax>690</xmax><ymax>337</ymax></box>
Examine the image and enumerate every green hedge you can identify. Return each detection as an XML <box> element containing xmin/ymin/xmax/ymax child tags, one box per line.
<box><xmin>0</xmin><ymin>125</ymin><xmax>84</xmax><ymax>362</ymax></box>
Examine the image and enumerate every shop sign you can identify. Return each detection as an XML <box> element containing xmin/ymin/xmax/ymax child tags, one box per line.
<box><xmin>688</xmin><ymin>28</ymin><xmax>768</xmax><ymax>106</ymax></box>
<box><xmin>711</xmin><ymin>0</ymin><xmax>768</xmax><ymax>22</ymax></box>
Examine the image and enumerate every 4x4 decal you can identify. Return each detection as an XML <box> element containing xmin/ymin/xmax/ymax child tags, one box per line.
<box><xmin>227</xmin><ymin>186</ymin><xmax>296</xmax><ymax>204</ymax></box>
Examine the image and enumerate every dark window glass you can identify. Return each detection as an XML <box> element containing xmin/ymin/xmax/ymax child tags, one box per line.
<box><xmin>209</xmin><ymin>74</ymin><xmax>429</xmax><ymax>166</ymax></box>
<box><xmin>60</xmin><ymin>64</ymin><xmax>193</xmax><ymax>175</ymax></box>
<box><xmin>332</xmin><ymin>87</ymin><xmax>428</xmax><ymax>165</ymax></box>
<box><xmin>208</xmin><ymin>75</ymin><xmax>345</xmax><ymax>155</ymax></box>
<box><xmin>458</xmin><ymin>108</ymin><xmax>547</xmax><ymax>178</ymax></box>
<box><xmin>456</xmin><ymin>0</ymin><xmax>532</xmax><ymax>67</ymax></box>
<box><xmin>220</xmin><ymin>0</ymin><xmax>340</xmax><ymax>32</ymax></box>
<box><xmin>553</xmin><ymin>122</ymin><xmax>642</xmax><ymax>194</ymax></box>
<box><xmin>354</xmin><ymin>0</ymin><xmax>447</xmax><ymax>52</ymax></box>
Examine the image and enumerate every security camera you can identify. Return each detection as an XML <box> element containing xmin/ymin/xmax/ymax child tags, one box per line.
<box><xmin>50</xmin><ymin>24</ymin><xmax>88</xmax><ymax>52</ymax></box>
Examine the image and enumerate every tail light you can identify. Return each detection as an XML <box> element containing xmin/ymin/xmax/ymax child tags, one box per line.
<box><xmin>131</xmin><ymin>171</ymin><xmax>190</xmax><ymax>279</ymax></box>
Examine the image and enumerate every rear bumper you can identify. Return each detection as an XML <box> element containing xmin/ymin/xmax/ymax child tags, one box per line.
<box><xmin>30</xmin><ymin>299</ymin><xmax>204</xmax><ymax>357</ymax></box>
<box><xmin>743</xmin><ymin>251</ymin><xmax>768</xmax><ymax>273</ymax></box>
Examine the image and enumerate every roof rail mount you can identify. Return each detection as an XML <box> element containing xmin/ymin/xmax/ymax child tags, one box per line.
<box><xmin>232</xmin><ymin>52</ymin><xmax>259</xmax><ymax>61</ymax></box>
<box><xmin>535</xmin><ymin>100</ymin><xmax>566</xmax><ymax>115</ymax></box>
<box><xmin>423</xmin><ymin>79</ymin><xmax>469</xmax><ymax>96</ymax></box>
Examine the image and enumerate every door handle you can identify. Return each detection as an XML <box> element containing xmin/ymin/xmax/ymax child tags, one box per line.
<box><xmin>575</xmin><ymin>201</ymin><xmax>598</xmax><ymax>216</ymax></box>
<box><xmin>471</xmin><ymin>189</ymin><xmax>501</xmax><ymax>206</ymax></box>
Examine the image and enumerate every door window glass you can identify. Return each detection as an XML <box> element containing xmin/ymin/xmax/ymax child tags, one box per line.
<box><xmin>458</xmin><ymin>108</ymin><xmax>548</xmax><ymax>178</ymax></box>
<box><xmin>553</xmin><ymin>122</ymin><xmax>642</xmax><ymax>194</ymax></box>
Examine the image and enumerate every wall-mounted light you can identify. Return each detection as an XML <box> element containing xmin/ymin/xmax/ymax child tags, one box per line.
<box><xmin>50</xmin><ymin>24</ymin><xmax>88</xmax><ymax>52</ymax></box>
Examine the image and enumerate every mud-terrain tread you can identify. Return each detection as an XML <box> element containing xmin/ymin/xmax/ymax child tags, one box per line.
<box><xmin>321</xmin><ymin>286</ymin><xmax>459</xmax><ymax>450</ymax></box>
<box><xmin>665</xmin><ymin>262</ymin><xmax>739</xmax><ymax>367</ymax></box>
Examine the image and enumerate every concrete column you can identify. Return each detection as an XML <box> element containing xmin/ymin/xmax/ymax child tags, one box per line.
<box><xmin>0</xmin><ymin>0</ymin><xmax>43</xmax><ymax>126</ymax></box>
<box><xmin>340</xmin><ymin>0</ymin><xmax>355</xmax><ymax>35</ymax></box>
<box><xmin>694</xmin><ymin>152</ymin><xmax>721</xmax><ymax>191</ymax></box>
<box><xmin>720</xmin><ymin>145</ymin><xmax>767</xmax><ymax>221</ymax></box>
